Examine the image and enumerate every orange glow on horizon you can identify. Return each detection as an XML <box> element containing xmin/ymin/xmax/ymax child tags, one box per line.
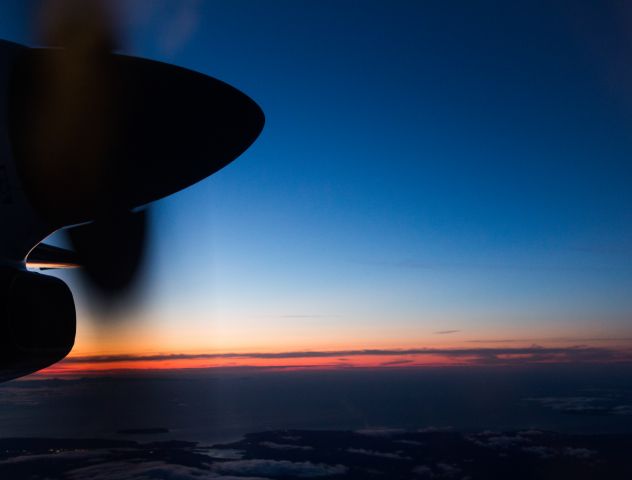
<box><xmin>45</xmin><ymin>314</ymin><xmax>632</xmax><ymax>380</ymax></box>
<box><xmin>32</xmin><ymin>340</ymin><xmax>632</xmax><ymax>379</ymax></box>
<box><xmin>40</xmin><ymin>354</ymin><xmax>480</xmax><ymax>377</ymax></box>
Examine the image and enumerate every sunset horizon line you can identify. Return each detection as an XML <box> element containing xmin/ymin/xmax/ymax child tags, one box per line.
<box><xmin>32</xmin><ymin>343</ymin><xmax>632</xmax><ymax>378</ymax></box>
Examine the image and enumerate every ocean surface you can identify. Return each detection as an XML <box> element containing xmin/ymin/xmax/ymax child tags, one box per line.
<box><xmin>1</xmin><ymin>364</ymin><xmax>631</xmax><ymax>443</ymax></box>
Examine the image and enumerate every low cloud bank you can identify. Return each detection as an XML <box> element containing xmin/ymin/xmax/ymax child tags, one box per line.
<box><xmin>62</xmin><ymin>344</ymin><xmax>632</xmax><ymax>368</ymax></box>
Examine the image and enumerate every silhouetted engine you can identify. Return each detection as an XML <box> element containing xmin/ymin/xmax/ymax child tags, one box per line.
<box><xmin>0</xmin><ymin>268</ymin><xmax>75</xmax><ymax>382</ymax></box>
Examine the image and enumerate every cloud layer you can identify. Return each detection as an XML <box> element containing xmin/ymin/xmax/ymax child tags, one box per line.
<box><xmin>62</xmin><ymin>344</ymin><xmax>632</xmax><ymax>368</ymax></box>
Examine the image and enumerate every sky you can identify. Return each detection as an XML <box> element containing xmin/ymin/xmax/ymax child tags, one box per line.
<box><xmin>2</xmin><ymin>0</ymin><xmax>632</xmax><ymax>373</ymax></box>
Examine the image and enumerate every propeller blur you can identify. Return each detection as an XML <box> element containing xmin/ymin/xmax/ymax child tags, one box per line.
<box><xmin>0</xmin><ymin>37</ymin><xmax>264</xmax><ymax>382</ymax></box>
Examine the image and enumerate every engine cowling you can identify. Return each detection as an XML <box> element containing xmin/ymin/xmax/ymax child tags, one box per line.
<box><xmin>0</xmin><ymin>268</ymin><xmax>75</xmax><ymax>381</ymax></box>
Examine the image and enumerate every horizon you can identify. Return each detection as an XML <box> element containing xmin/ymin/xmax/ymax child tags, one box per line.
<box><xmin>28</xmin><ymin>339</ymin><xmax>632</xmax><ymax>377</ymax></box>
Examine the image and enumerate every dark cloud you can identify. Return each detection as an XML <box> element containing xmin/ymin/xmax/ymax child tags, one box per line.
<box><xmin>525</xmin><ymin>395</ymin><xmax>632</xmax><ymax>415</ymax></box>
<box><xmin>613</xmin><ymin>405</ymin><xmax>632</xmax><ymax>415</ymax></box>
<box><xmin>412</xmin><ymin>464</ymin><xmax>434</xmax><ymax>476</ymax></box>
<box><xmin>0</xmin><ymin>381</ymin><xmax>85</xmax><ymax>407</ymax></box>
<box><xmin>410</xmin><ymin>462</ymin><xmax>461</xmax><ymax>478</ymax></box>
<box><xmin>0</xmin><ymin>449</ymin><xmax>266</xmax><ymax>480</ymax></box>
<box><xmin>521</xmin><ymin>446</ymin><xmax>556</xmax><ymax>459</ymax></box>
<box><xmin>0</xmin><ymin>386</ymin><xmax>42</xmax><ymax>406</ymax></box>
<box><xmin>355</xmin><ymin>428</ymin><xmax>405</xmax><ymax>437</ymax></box>
<box><xmin>259</xmin><ymin>441</ymin><xmax>313</xmax><ymax>451</ymax></box>
<box><xmin>200</xmin><ymin>448</ymin><xmax>244</xmax><ymax>460</ymax></box>
<box><xmin>62</xmin><ymin>345</ymin><xmax>632</xmax><ymax>367</ymax></box>
<box><xmin>434</xmin><ymin>330</ymin><xmax>460</xmax><ymax>335</ymax></box>
<box><xmin>0</xmin><ymin>450</ymin><xmax>106</xmax><ymax>466</ymax></box>
<box><xmin>469</xmin><ymin>433</ymin><xmax>528</xmax><ymax>449</ymax></box>
<box><xmin>467</xmin><ymin>336</ymin><xmax>632</xmax><ymax>344</ymax></box>
<box><xmin>346</xmin><ymin>448</ymin><xmax>410</xmax><ymax>460</ymax></box>
<box><xmin>563</xmin><ymin>447</ymin><xmax>597</xmax><ymax>459</ymax></box>
<box><xmin>396</xmin><ymin>440</ymin><xmax>425</xmax><ymax>446</ymax></box>
<box><xmin>0</xmin><ymin>429</ymin><xmax>626</xmax><ymax>479</ymax></box>
<box><xmin>517</xmin><ymin>429</ymin><xmax>545</xmax><ymax>436</ymax></box>
<box><xmin>212</xmin><ymin>459</ymin><xmax>347</xmax><ymax>478</ymax></box>
<box><xmin>380</xmin><ymin>359</ymin><xmax>415</xmax><ymax>366</ymax></box>
<box><xmin>519</xmin><ymin>443</ymin><xmax>599</xmax><ymax>461</ymax></box>
<box><xmin>416</xmin><ymin>426</ymin><xmax>453</xmax><ymax>433</ymax></box>
<box><xmin>435</xmin><ymin>463</ymin><xmax>461</xmax><ymax>478</ymax></box>
<box><xmin>528</xmin><ymin>396</ymin><xmax>606</xmax><ymax>412</ymax></box>
<box><xmin>67</xmin><ymin>460</ymin><xmax>258</xmax><ymax>480</ymax></box>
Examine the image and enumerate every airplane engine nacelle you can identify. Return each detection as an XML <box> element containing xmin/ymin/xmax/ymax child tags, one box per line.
<box><xmin>0</xmin><ymin>268</ymin><xmax>75</xmax><ymax>381</ymax></box>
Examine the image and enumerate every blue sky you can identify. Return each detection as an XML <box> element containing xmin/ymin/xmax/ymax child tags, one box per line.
<box><xmin>2</xmin><ymin>1</ymin><xmax>632</xmax><ymax>354</ymax></box>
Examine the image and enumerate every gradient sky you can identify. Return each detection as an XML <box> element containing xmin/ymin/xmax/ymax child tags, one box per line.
<box><xmin>2</xmin><ymin>1</ymin><xmax>632</xmax><ymax>370</ymax></box>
